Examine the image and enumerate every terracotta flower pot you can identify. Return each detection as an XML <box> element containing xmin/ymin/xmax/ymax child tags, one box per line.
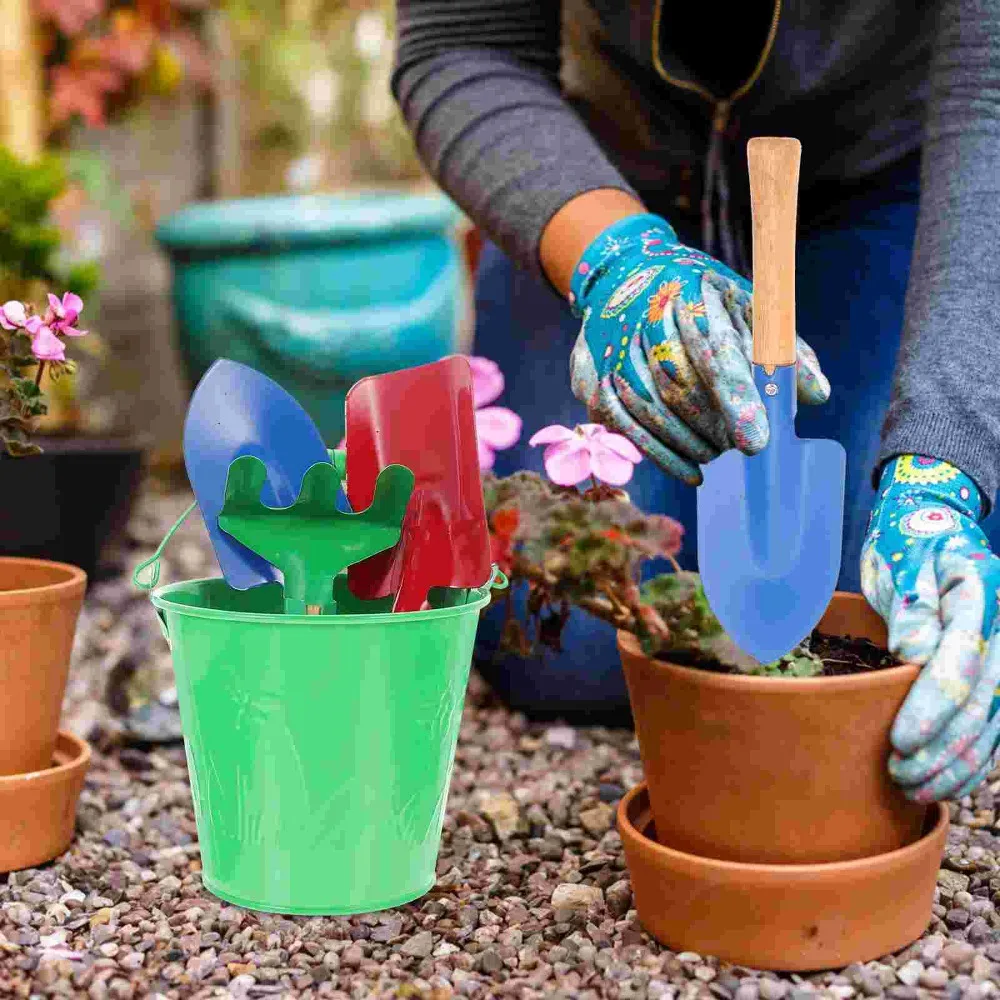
<box><xmin>0</xmin><ymin>731</ymin><xmax>91</xmax><ymax>872</ymax></box>
<box><xmin>618</xmin><ymin>592</ymin><xmax>926</xmax><ymax>865</ymax></box>
<box><xmin>0</xmin><ymin>557</ymin><xmax>87</xmax><ymax>776</ymax></box>
<box><xmin>618</xmin><ymin>782</ymin><xmax>948</xmax><ymax>972</ymax></box>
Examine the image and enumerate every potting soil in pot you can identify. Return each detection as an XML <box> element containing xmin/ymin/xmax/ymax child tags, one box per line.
<box><xmin>657</xmin><ymin>630</ymin><xmax>903</xmax><ymax>676</ymax></box>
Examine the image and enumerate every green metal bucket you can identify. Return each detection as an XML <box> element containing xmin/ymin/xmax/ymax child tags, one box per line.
<box><xmin>135</xmin><ymin>510</ymin><xmax>503</xmax><ymax>915</ymax></box>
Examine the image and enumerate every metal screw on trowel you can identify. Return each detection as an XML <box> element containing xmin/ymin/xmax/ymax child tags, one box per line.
<box><xmin>764</xmin><ymin>382</ymin><xmax>778</xmax><ymax>396</ymax></box>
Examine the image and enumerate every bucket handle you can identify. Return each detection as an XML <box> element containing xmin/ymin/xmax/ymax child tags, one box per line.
<box><xmin>133</xmin><ymin>500</ymin><xmax>198</xmax><ymax>592</ymax></box>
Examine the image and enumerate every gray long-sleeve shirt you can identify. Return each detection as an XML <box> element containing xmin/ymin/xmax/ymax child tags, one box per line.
<box><xmin>392</xmin><ymin>0</ymin><xmax>1000</xmax><ymax>510</ymax></box>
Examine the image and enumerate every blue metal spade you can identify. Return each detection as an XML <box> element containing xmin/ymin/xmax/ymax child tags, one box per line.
<box><xmin>697</xmin><ymin>138</ymin><xmax>846</xmax><ymax>664</ymax></box>
<box><xmin>183</xmin><ymin>359</ymin><xmax>331</xmax><ymax>591</ymax></box>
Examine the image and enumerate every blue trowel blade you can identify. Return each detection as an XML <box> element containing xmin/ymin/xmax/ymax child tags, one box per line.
<box><xmin>183</xmin><ymin>359</ymin><xmax>331</xmax><ymax>591</ymax></box>
<box><xmin>696</xmin><ymin>364</ymin><xmax>846</xmax><ymax>663</ymax></box>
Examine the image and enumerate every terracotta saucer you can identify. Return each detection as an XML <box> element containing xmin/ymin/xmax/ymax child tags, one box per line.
<box><xmin>0</xmin><ymin>730</ymin><xmax>91</xmax><ymax>872</ymax></box>
<box><xmin>618</xmin><ymin>782</ymin><xmax>948</xmax><ymax>972</ymax></box>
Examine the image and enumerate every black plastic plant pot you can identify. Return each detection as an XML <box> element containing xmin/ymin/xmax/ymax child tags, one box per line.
<box><xmin>0</xmin><ymin>436</ymin><xmax>146</xmax><ymax>583</ymax></box>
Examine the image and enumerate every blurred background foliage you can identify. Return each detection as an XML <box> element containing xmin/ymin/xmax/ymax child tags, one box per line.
<box><xmin>226</xmin><ymin>0</ymin><xmax>424</xmax><ymax>194</ymax></box>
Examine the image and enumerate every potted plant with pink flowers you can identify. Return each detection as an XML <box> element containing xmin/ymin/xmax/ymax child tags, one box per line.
<box><xmin>0</xmin><ymin>148</ymin><xmax>145</xmax><ymax>579</ymax></box>
<box><xmin>0</xmin><ymin>289</ymin><xmax>93</xmax><ymax>873</ymax></box>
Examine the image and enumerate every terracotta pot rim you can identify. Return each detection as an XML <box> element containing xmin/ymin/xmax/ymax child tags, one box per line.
<box><xmin>618</xmin><ymin>782</ymin><xmax>947</xmax><ymax>875</ymax></box>
<box><xmin>617</xmin><ymin>592</ymin><xmax>920</xmax><ymax>692</ymax></box>
<box><xmin>0</xmin><ymin>556</ymin><xmax>87</xmax><ymax>608</ymax></box>
<box><xmin>0</xmin><ymin>731</ymin><xmax>90</xmax><ymax>789</ymax></box>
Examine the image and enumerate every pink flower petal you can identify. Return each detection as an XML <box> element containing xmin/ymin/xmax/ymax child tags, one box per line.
<box><xmin>528</xmin><ymin>424</ymin><xmax>576</xmax><ymax>446</ymax></box>
<box><xmin>591</xmin><ymin>443</ymin><xmax>637</xmax><ymax>486</ymax></box>
<box><xmin>477</xmin><ymin>437</ymin><xmax>496</xmax><ymax>470</ymax></box>
<box><xmin>593</xmin><ymin>428</ymin><xmax>642</xmax><ymax>464</ymax></box>
<box><xmin>58</xmin><ymin>326</ymin><xmax>87</xmax><ymax>337</ymax></box>
<box><xmin>543</xmin><ymin>438</ymin><xmax>592</xmax><ymax>486</ymax></box>
<box><xmin>476</xmin><ymin>407</ymin><xmax>522</xmax><ymax>450</ymax></box>
<box><xmin>62</xmin><ymin>292</ymin><xmax>83</xmax><ymax>322</ymax></box>
<box><xmin>25</xmin><ymin>316</ymin><xmax>44</xmax><ymax>335</ymax></box>
<box><xmin>31</xmin><ymin>325</ymin><xmax>66</xmax><ymax>361</ymax></box>
<box><xmin>47</xmin><ymin>292</ymin><xmax>64</xmax><ymax>318</ymax></box>
<box><xmin>1</xmin><ymin>300</ymin><xmax>26</xmax><ymax>328</ymax></box>
<box><xmin>468</xmin><ymin>356</ymin><xmax>504</xmax><ymax>408</ymax></box>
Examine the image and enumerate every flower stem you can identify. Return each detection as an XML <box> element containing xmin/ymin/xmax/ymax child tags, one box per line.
<box><xmin>34</xmin><ymin>360</ymin><xmax>45</xmax><ymax>387</ymax></box>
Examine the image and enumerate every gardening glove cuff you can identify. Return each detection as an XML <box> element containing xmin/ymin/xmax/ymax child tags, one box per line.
<box><xmin>861</xmin><ymin>454</ymin><xmax>1000</xmax><ymax>802</ymax></box>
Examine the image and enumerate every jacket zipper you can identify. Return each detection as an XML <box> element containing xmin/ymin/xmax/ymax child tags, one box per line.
<box><xmin>650</xmin><ymin>0</ymin><xmax>782</xmax><ymax>136</ymax></box>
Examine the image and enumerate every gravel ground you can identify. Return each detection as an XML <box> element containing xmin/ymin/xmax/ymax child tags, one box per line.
<box><xmin>4</xmin><ymin>487</ymin><xmax>1000</xmax><ymax>999</ymax></box>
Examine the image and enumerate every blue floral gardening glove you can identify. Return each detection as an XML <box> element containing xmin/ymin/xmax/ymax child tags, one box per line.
<box><xmin>568</xmin><ymin>214</ymin><xmax>830</xmax><ymax>485</ymax></box>
<box><xmin>862</xmin><ymin>455</ymin><xmax>1000</xmax><ymax>802</ymax></box>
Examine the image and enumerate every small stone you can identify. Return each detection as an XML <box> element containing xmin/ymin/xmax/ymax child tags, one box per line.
<box><xmin>922</xmin><ymin>935</ymin><xmax>946</xmax><ymax>964</ymax></box>
<box><xmin>579</xmin><ymin>803</ymin><xmax>614</xmax><ymax>837</ymax></box>
<box><xmin>920</xmin><ymin>969</ymin><xmax>950</xmax><ymax>990</ymax></box>
<box><xmin>736</xmin><ymin>986</ymin><xmax>759</xmax><ymax>1000</ymax></box>
<box><xmin>970</xmin><ymin>918</ymin><xmax>993</xmax><ymax>944</ymax></box>
<box><xmin>479</xmin><ymin>792</ymin><xmax>522</xmax><ymax>841</ymax></box>
<box><xmin>695</xmin><ymin>966</ymin><xmax>717</xmax><ymax>983</ymax></box>
<box><xmin>943</xmin><ymin>942</ymin><xmax>977</xmax><ymax>972</ymax></box>
<box><xmin>5</xmin><ymin>903</ymin><xmax>31</xmax><ymax>927</ymax></box>
<box><xmin>479</xmin><ymin>948</ymin><xmax>503</xmax><ymax>973</ymax></box>
<box><xmin>897</xmin><ymin>961</ymin><xmax>924</xmax><ymax>988</ymax></box>
<box><xmin>759</xmin><ymin>978</ymin><xmax>788</xmax><ymax>1000</ymax></box>
<box><xmin>89</xmin><ymin>908</ymin><xmax>113</xmax><ymax>928</ymax></box>
<box><xmin>972</xmin><ymin>955</ymin><xmax>994</xmax><ymax>983</ymax></box>
<box><xmin>887</xmin><ymin>987</ymin><xmax>919</xmax><ymax>1000</ymax></box>
<box><xmin>605</xmin><ymin>880</ymin><xmax>632</xmax><ymax>918</ymax></box>
<box><xmin>550</xmin><ymin>883</ymin><xmax>602</xmax><ymax>919</ymax></box>
<box><xmin>946</xmin><ymin>908</ymin><xmax>971</xmax><ymax>929</ymax></box>
<box><xmin>229</xmin><ymin>974</ymin><xmax>256</xmax><ymax>997</ymax></box>
<box><xmin>434</xmin><ymin>941</ymin><xmax>459</xmax><ymax>958</ymax></box>
<box><xmin>341</xmin><ymin>944</ymin><xmax>364</xmax><ymax>967</ymax></box>
<box><xmin>599</xmin><ymin>783</ymin><xmax>625</xmax><ymax>803</ymax></box>
<box><xmin>940</xmin><ymin>871</ymin><xmax>972</xmax><ymax>895</ymax></box>
<box><xmin>400</xmin><ymin>931</ymin><xmax>434</xmax><ymax>958</ymax></box>
<box><xmin>545</xmin><ymin>726</ymin><xmax>577</xmax><ymax>750</ymax></box>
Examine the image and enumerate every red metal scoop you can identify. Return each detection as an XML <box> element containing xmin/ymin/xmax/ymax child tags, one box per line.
<box><xmin>345</xmin><ymin>356</ymin><xmax>492</xmax><ymax>612</ymax></box>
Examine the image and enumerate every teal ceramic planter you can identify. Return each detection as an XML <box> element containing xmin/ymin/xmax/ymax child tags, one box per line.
<box><xmin>156</xmin><ymin>191</ymin><xmax>467</xmax><ymax>444</ymax></box>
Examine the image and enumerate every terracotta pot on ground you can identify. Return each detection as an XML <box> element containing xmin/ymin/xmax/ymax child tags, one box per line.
<box><xmin>0</xmin><ymin>731</ymin><xmax>91</xmax><ymax>872</ymax></box>
<box><xmin>0</xmin><ymin>557</ymin><xmax>87</xmax><ymax>776</ymax></box>
<box><xmin>618</xmin><ymin>592</ymin><xmax>925</xmax><ymax>865</ymax></box>
<box><xmin>618</xmin><ymin>783</ymin><xmax>948</xmax><ymax>972</ymax></box>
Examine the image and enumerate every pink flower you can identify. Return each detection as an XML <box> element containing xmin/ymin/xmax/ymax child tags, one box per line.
<box><xmin>476</xmin><ymin>407</ymin><xmax>522</xmax><ymax>470</ymax></box>
<box><xmin>529</xmin><ymin>423</ymin><xmax>643</xmax><ymax>487</ymax></box>
<box><xmin>0</xmin><ymin>300</ymin><xmax>27</xmax><ymax>330</ymax></box>
<box><xmin>469</xmin><ymin>356</ymin><xmax>504</xmax><ymax>408</ymax></box>
<box><xmin>25</xmin><ymin>317</ymin><xmax>66</xmax><ymax>362</ymax></box>
<box><xmin>469</xmin><ymin>356</ymin><xmax>521</xmax><ymax>470</ymax></box>
<box><xmin>45</xmin><ymin>292</ymin><xmax>87</xmax><ymax>337</ymax></box>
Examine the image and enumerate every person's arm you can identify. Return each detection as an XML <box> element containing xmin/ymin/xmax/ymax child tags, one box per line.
<box><xmin>391</xmin><ymin>0</ymin><xmax>641</xmax><ymax>285</ymax></box>
<box><xmin>876</xmin><ymin>0</ymin><xmax>1000</xmax><ymax>512</ymax></box>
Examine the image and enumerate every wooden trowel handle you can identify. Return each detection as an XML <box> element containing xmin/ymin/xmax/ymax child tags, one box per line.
<box><xmin>747</xmin><ymin>137</ymin><xmax>800</xmax><ymax>369</ymax></box>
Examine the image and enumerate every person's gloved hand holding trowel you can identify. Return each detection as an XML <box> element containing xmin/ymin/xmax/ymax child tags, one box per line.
<box><xmin>564</xmin><ymin>212</ymin><xmax>831</xmax><ymax>485</ymax></box>
<box><xmin>862</xmin><ymin>455</ymin><xmax>1000</xmax><ymax>803</ymax></box>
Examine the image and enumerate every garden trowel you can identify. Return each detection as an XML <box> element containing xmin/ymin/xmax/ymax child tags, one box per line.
<box><xmin>345</xmin><ymin>356</ymin><xmax>492</xmax><ymax>612</ymax></box>
<box><xmin>696</xmin><ymin>137</ymin><xmax>846</xmax><ymax>664</ymax></box>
